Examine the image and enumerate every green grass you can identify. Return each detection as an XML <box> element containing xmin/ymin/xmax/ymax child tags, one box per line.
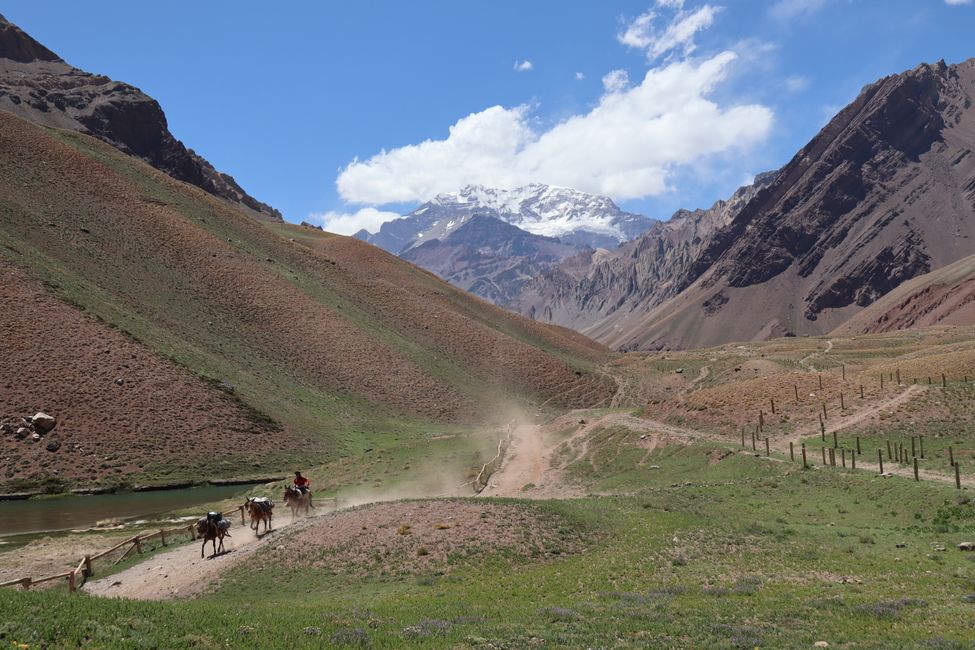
<box><xmin>5</xmin><ymin>438</ymin><xmax>975</xmax><ymax>648</ymax></box>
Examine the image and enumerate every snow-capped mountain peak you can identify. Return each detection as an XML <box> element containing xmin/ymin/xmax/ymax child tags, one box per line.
<box><xmin>422</xmin><ymin>184</ymin><xmax>652</xmax><ymax>246</ymax></box>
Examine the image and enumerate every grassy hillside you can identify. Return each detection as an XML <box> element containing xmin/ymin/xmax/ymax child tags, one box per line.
<box><xmin>0</xmin><ymin>112</ymin><xmax>612</xmax><ymax>490</ymax></box>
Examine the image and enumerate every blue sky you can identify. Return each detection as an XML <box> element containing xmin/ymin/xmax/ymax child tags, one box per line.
<box><xmin>5</xmin><ymin>1</ymin><xmax>974</xmax><ymax>233</ymax></box>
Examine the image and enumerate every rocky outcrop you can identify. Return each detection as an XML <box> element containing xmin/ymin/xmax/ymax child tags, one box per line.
<box><xmin>0</xmin><ymin>14</ymin><xmax>281</xmax><ymax>221</ymax></box>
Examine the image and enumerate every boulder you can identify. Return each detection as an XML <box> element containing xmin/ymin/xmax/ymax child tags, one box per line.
<box><xmin>30</xmin><ymin>432</ymin><xmax>41</xmax><ymax>441</ymax></box>
<box><xmin>45</xmin><ymin>440</ymin><xmax>61</xmax><ymax>452</ymax></box>
<box><xmin>15</xmin><ymin>427</ymin><xmax>28</xmax><ymax>439</ymax></box>
<box><xmin>31</xmin><ymin>412</ymin><xmax>56</xmax><ymax>432</ymax></box>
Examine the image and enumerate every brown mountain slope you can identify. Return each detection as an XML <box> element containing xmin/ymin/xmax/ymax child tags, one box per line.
<box><xmin>0</xmin><ymin>264</ymin><xmax>298</xmax><ymax>489</ymax></box>
<box><xmin>0</xmin><ymin>14</ymin><xmax>281</xmax><ymax>221</ymax></box>
<box><xmin>833</xmin><ymin>252</ymin><xmax>975</xmax><ymax>335</ymax></box>
<box><xmin>542</xmin><ymin>58</ymin><xmax>975</xmax><ymax>350</ymax></box>
<box><xmin>0</xmin><ymin>111</ymin><xmax>612</xmax><ymax>490</ymax></box>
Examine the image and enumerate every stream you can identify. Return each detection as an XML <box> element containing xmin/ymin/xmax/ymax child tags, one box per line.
<box><xmin>0</xmin><ymin>484</ymin><xmax>252</xmax><ymax>537</ymax></box>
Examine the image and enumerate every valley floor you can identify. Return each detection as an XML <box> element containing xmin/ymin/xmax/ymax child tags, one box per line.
<box><xmin>3</xmin><ymin>328</ymin><xmax>975</xmax><ymax>648</ymax></box>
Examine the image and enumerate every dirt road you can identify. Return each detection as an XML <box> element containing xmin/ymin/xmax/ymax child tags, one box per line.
<box><xmin>84</xmin><ymin>510</ymin><xmax>313</xmax><ymax>600</ymax></box>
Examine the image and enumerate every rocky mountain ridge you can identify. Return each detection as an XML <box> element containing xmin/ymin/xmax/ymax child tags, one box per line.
<box><xmin>523</xmin><ymin>58</ymin><xmax>975</xmax><ymax>350</ymax></box>
<box><xmin>0</xmin><ymin>14</ymin><xmax>281</xmax><ymax>221</ymax></box>
<box><xmin>510</xmin><ymin>171</ymin><xmax>778</xmax><ymax>333</ymax></box>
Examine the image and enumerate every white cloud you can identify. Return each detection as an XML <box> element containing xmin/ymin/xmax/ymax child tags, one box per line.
<box><xmin>945</xmin><ymin>0</ymin><xmax>971</xmax><ymax>5</ymax></box>
<box><xmin>513</xmin><ymin>60</ymin><xmax>533</xmax><ymax>72</ymax></box>
<box><xmin>601</xmin><ymin>69</ymin><xmax>630</xmax><ymax>93</ymax></box>
<box><xmin>784</xmin><ymin>75</ymin><xmax>810</xmax><ymax>93</ymax></box>
<box><xmin>618</xmin><ymin>3</ymin><xmax>721</xmax><ymax>60</ymax></box>
<box><xmin>337</xmin><ymin>52</ymin><xmax>773</xmax><ymax>204</ymax></box>
<box><xmin>308</xmin><ymin>207</ymin><xmax>402</xmax><ymax>235</ymax></box>
<box><xmin>575</xmin><ymin>71</ymin><xmax>586</xmax><ymax>80</ymax></box>
<box><xmin>770</xmin><ymin>0</ymin><xmax>828</xmax><ymax>21</ymax></box>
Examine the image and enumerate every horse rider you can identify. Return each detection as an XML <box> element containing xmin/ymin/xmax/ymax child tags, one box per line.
<box><xmin>293</xmin><ymin>470</ymin><xmax>313</xmax><ymax>507</ymax></box>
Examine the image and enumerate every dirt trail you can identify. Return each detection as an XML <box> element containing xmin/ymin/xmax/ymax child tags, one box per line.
<box><xmin>84</xmin><ymin>509</ymin><xmax>314</xmax><ymax>600</ymax></box>
<box><xmin>784</xmin><ymin>384</ymin><xmax>923</xmax><ymax>447</ymax></box>
<box><xmin>686</xmin><ymin>365</ymin><xmax>711</xmax><ymax>392</ymax></box>
<box><xmin>481</xmin><ymin>412</ymin><xmax>703</xmax><ymax>498</ymax></box>
<box><xmin>799</xmin><ymin>338</ymin><xmax>834</xmax><ymax>371</ymax></box>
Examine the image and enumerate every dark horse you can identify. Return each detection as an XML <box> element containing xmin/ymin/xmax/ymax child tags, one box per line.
<box><xmin>283</xmin><ymin>485</ymin><xmax>312</xmax><ymax>517</ymax></box>
<box><xmin>196</xmin><ymin>512</ymin><xmax>231</xmax><ymax>558</ymax></box>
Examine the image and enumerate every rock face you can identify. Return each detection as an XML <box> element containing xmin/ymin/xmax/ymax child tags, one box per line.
<box><xmin>517</xmin><ymin>58</ymin><xmax>975</xmax><ymax>350</ymax></box>
<box><xmin>0</xmin><ymin>14</ymin><xmax>281</xmax><ymax>221</ymax></box>
<box><xmin>400</xmin><ymin>215</ymin><xmax>582</xmax><ymax>305</ymax></box>
<box><xmin>510</xmin><ymin>172</ymin><xmax>778</xmax><ymax>335</ymax></box>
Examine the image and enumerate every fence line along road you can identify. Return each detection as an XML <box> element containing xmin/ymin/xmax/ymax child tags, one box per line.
<box><xmin>1</xmin><ymin>505</ymin><xmax>246</xmax><ymax>593</ymax></box>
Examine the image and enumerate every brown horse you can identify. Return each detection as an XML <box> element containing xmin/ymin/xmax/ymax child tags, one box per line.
<box><xmin>283</xmin><ymin>486</ymin><xmax>312</xmax><ymax>517</ymax></box>
<box><xmin>245</xmin><ymin>497</ymin><xmax>273</xmax><ymax>535</ymax></box>
<box><xmin>196</xmin><ymin>514</ymin><xmax>231</xmax><ymax>558</ymax></box>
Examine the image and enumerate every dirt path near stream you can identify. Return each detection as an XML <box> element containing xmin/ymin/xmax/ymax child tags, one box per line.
<box><xmin>84</xmin><ymin>510</ymin><xmax>310</xmax><ymax>600</ymax></box>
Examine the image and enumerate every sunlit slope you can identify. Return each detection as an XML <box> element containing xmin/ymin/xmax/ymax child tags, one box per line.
<box><xmin>0</xmin><ymin>112</ymin><xmax>613</xmax><ymax>486</ymax></box>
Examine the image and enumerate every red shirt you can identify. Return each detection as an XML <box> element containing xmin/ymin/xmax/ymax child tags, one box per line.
<box><xmin>293</xmin><ymin>476</ymin><xmax>310</xmax><ymax>488</ymax></box>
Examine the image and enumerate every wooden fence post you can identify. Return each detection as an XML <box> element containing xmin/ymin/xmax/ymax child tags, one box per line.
<box><xmin>134</xmin><ymin>536</ymin><xmax>142</xmax><ymax>554</ymax></box>
<box><xmin>887</xmin><ymin>440</ymin><xmax>892</xmax><ymax>460</ymax></box>
<box><xmin>841</xmin><ymin>448</ymin><xmax>846</xmax><ymax>468</ymax></box>
<box><xmin>913</xmin><ymin>457</ymin><xmax>919</xmax><ymax>481</ymax></box>
<box><xmin>819</xmin><ymin>413</ymin><xmax>825</xmax><ymax>440</ymax></box>
<box><xmin>770</xmin><ymin>398</ymin><xmax>776</xmax><ymax>415</ymax></box>
<box><xmin>790</xmin><ymin>441</ymin><xmax>794</xmax><ymax>462</ymax></box>
<box><xmin>878</xmin><ymin>449</ymin><xmax>884</xmax><ymax>474</ymax></box>
<box><xmin>759</xmin><ymin>410</ymin><xmax>764</xmax><ymax>432</ymax></box>
<box><xmin>795</xmin><ymin>384</ymin><xmax>800</xmax><ymax>404</ymax></box>
<box><xmin>801</xmin><ymin>443</ymin><xmax>808</xmax><ymax>468</ymax></box>
<box><xmin>860</xmin><ymin>385</ymin><xmax>864</xmax><ymax>399</ymax></box>
<box><xmin>942</xmin><ymin>373</ymin><xmax>947</xmax><ymax>388</ymax></box>
<box><xmin>842</xmin><ymin>364</ymin><xmax>846</xmax><ymax>380</ymax></box>
<box><xmin>765</xmin><ymin>438</ymin><xmax>770</xmax><ymax>457</ymax></box>
<box><xmin>911</xmin><ymin>437</ymin><xmax>916</xmax><ymax>458</ymax></box>
<box><xmin>896</xmin><ymin>369</ymin><xmax>900</xmax><ymax>384</ymax></box>
<box><xmin>819</xmin><ymin>374</ymin><xmax>823</xmax><ymax>390</ymax></box>
<box><xmin>919</xmin><ymin>436</ymin><xmax>924</xmax><ymax>459</ymax></box>
<box><xmin>833</xmin><ymin>430</ymin><xmax>838</xmax><ymax>449</ymax></box>
<box><xmin>160</xmin><ymin>529</ymin><xmax>167</xmax><ymax>546</ymax></box>
<box><xmin>84</xmin><ymin>556</ymin><xmax>92</xmax><ymax>579</ymax></box>
<box><xmin>830</xmin><ymin>448</ymin><xmax>836</xmax><ymax>467</ymax></box>
<box><xmin>741</xmin><ymin>427</ymin><xmax>745</xmax><ymax>448</ymax></box>
<box><xmin>856</xmin><ymin>436</ymin><xmax>861</xmax><ymax>455</ymax></box>
<box><xmin>752</xmin><ymin>430</ymin><xmax>757</xmax><ymax>451</ymax></box>
<box><xmin>956</xmin><ymin>463</ymin><xmax>962</xmax><ymax>489</ymax></box>
<box><xmin>21</xmin><ymin>577</ymin><xmax>30</xmax><ymax>591</ymax></box>
<box><xmin>822</xmin><ymin>447</ymin><xmax>828</xmax><ymax>465</ymax></box>
<box><xmin>840</xmin><ymin>393</ymin><xmax>845</xmax><ymax>410</ymax></box>
<box><xmin>851</xmin><ymin>452</ymin><xmax>856</xmax><ymax>469</ymax></box>
<box><xmin>949</xmin><ymin>445</ymin><xmax>955</xmax><ymax>467</ymax></box>
<box><xmin>822</xmin><ymin>403</ymin><xmax>827</xmax><ymax>421</ymax></box>
<box><xmin>68</xmin><ymin>570</ymin><xmax>76</xmax><ymax>593</ymax></box>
